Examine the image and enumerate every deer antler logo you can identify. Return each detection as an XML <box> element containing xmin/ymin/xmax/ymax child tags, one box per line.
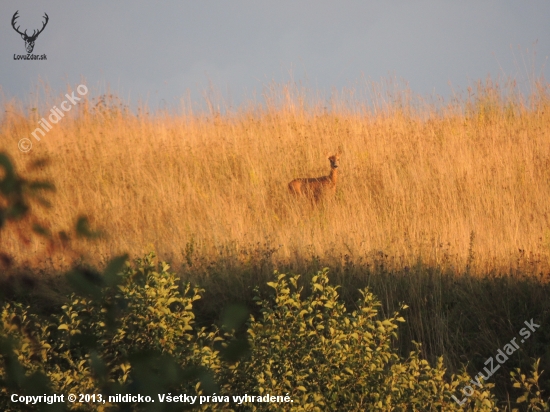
<box><xmin>11</xmin><ymin>10</ymin><xmax>49</xmax><ymax>54</ymax></box>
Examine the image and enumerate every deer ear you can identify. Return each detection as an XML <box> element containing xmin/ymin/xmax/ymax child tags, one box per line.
<box><xmin>20</xmin><ymin>34</ymin><xmax>25</xmax><ymax>39</ymax></box>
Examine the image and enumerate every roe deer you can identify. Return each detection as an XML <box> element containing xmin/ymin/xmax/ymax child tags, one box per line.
<box><xmin>288</xmin><ymin>153</ymin><xmax>340</xmax><ymax>203</ymax></box>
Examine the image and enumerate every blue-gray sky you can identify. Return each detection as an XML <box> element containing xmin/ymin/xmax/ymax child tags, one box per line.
<box><xmin>1</xmin><ymin>1</ymin><xmax>549</xmax><ymax>111</ymax></box>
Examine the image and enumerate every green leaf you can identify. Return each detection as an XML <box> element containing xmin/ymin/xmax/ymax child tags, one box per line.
<box><xmin>221</xmin><ymin>303</ymin><xmax>249</xmax><ymax>331</ymax></box>
<box><xmin>103</xmin><ymin>254</ymin><xmax>128</xmax><ymax>287</ymax></box>
<box><xmin>28</xmin><ymin>181</ymin><xmax>56</xmax><ymax>192</ymax></box>
<box><xmin>32</xmin><ymin>224</ymin><xmax>51</xmax><ymax>237</ymax></box>
<box><xmin>0</xmin><ymin>153</ymin><xmax>16</xmax><ymax>187</ymax></box>
<box><xmin>75</xmin><ymin>215</ymin><xmax>102</xmax><ymax>239</ymax></box>
<box><xmin>221</xmin><ymin>338</ymin><xmax>250</xmax><ymax>363</ymax></box>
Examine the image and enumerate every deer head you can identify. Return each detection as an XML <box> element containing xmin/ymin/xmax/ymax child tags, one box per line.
<box><xmin>12</xmin><ymin>11</ymin><xmax>49</xmax><ymax>54</ymax></box>
<box><xmin>326</xmin><ymin>150</ymin><xmax>342</xmax><ymax>170</ymax></box>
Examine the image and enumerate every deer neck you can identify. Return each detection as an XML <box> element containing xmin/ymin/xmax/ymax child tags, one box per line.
<box><xmin>329</xmin><ymin>168</ymin><xmax>338</xmax><ymax>184</ymax></box>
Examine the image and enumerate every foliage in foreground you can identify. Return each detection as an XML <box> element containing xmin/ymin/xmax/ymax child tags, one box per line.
<box><xmin>1</xmin><ymin>254</ymin><xmax>548</xmax><ymax>411</ymax></box>
<box><xmin>229</xmin><ymin>269</ymin><xmax>497</xmax><ymax>411</ymax></box>
<box><xmin>0</xmin><ymin>152</ymin><xmax>548</xmax><ymax>411</ymax></box>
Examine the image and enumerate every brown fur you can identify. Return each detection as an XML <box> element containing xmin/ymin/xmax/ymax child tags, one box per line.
<box><xmin>288</xmin><ymin>154</ymin><xmax>340</xmax><ymax>203</ymax></box>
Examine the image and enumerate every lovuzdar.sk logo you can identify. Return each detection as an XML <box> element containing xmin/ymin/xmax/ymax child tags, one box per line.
<box><xmin>11</xmin><ymin>10</ymin><xmax>48</xmax><ymax>60</ymax></box>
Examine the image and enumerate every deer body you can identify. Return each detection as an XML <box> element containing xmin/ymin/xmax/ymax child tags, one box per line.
<box><xmin>288</xmin><ymin>154</ymin><xmax>340</xmax><ymax>203</ymax></box>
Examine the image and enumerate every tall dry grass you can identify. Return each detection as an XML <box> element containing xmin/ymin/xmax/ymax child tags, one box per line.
<box><xmin>1</xmin><ymin>77</ymin><xmax>550</xmax><ymax>276</ymax></box>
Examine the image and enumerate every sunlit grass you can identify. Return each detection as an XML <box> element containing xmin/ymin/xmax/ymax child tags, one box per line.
<box><xmin>1</xmin><ymin>77</ymin><xmax>549</xmax><ymax>277</ymax></box>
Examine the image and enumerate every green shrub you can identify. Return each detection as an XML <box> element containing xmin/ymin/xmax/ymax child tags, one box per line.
<box><xmin>224</xmin><ymin>268</ymin><xmax>502</xmax><ymax>411</ymax></box>
<box><xmin>1</xmin><ymin>253</ymin><xmax>222</xmax><ymax>411</ymax></box>
<box><xmin>1</xmin><ymin>257</ymin><xmax>548</xmax><ymax>411</ymax></box>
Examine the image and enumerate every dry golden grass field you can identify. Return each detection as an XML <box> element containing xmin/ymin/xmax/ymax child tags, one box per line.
<box><xmin>2</xmin><ymin>78</ymin><xmax>550</xmax><ymax>401</ymax></box>
<box><xmin>1</xmin><ymin>78</ymin><xmax>550</xmax><ymax>278</ymax></box>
